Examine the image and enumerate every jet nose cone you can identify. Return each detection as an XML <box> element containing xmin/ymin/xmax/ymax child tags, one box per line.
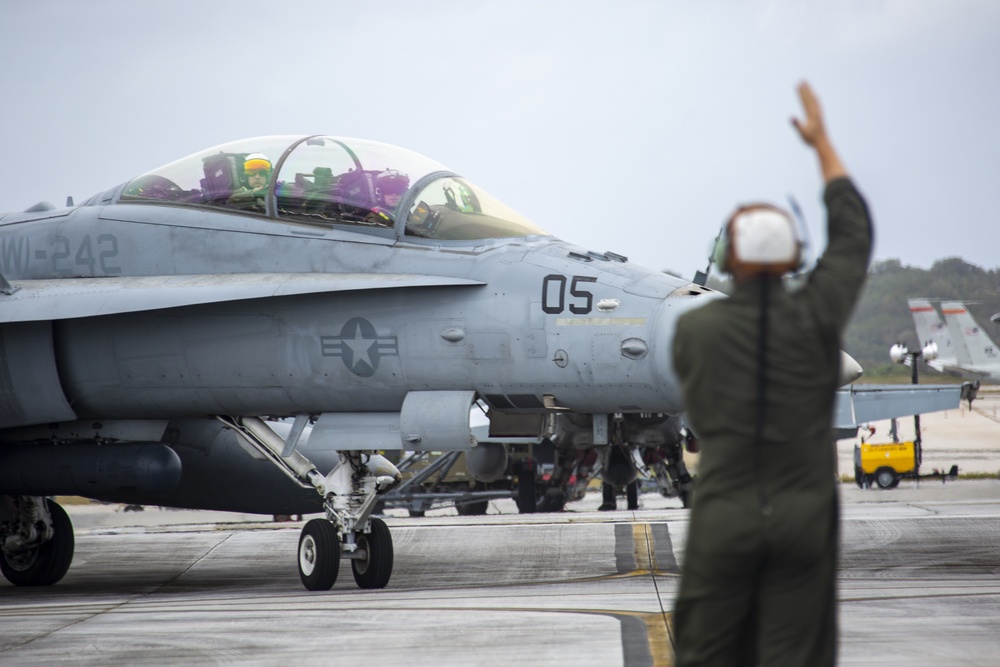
<box><xmin>650</xmin><ymin>290</ymin><xmax>724</xmax><ymax>412</ymax></box>
<box><xmin>839</xmin><ymin>350</ymin><xmax>864</xmax><ymax>386</ymax></box>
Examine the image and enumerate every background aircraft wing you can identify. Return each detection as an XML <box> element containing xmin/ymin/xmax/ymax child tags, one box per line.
<box><xmin>932</xmin><ymin>362</ymin><xmax>991</xmax><ymax>379</ymax></box>
<box><xmin>833</xmin><ymin>384</ymin><xmax>960</xmax><ymax>438</ymax></box>
<box><xmin>0</xmin><ymin>273</ymin><xmax>485</xmax><ymax>323</ymax></box>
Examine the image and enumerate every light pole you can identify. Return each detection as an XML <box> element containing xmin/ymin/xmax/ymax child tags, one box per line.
<box><xmin>889</xmin><ymin>341</ymin><xmax>938</xmax><ymax>482</ymax></box>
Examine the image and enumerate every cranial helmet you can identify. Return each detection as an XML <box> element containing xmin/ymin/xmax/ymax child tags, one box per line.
<box><xmin>375</xmin><ymin>170</ymin><xmax>410</xmax><ymax>198</ymax></box>
<box><xmin>243</xmin><ymin>153</ymin><xmax>272</xmax><ymax>175</ymax></box>
<box><xmin>713</xmin><ymin>203</ymin><xmax>802</xmax><ymax>277</ymax></box>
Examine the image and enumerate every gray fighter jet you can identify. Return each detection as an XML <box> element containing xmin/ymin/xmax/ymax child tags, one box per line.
<box><xmin>0</xmin><ymin>135</ymin><xmax>956</xmax><ymax>591</ymax></box>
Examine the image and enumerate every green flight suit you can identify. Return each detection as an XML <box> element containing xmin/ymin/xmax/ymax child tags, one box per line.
<box><xmin>671</xmin><ymin>178</ymin><xmax>872</xmax><ymax>666</ymax></box>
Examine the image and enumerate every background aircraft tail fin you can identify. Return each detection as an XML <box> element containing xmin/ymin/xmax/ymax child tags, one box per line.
<box><xmin>941</xmin><ymin>300</ymin><xmax>1000</xmax><ymax>368</ymax></box>
<box><xmin>908</xmin><ymin>298</ymin><xmax>956</xmax><ymax>364</ymax></box>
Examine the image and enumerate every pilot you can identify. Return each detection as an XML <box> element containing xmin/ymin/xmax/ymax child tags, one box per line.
<box><xmin>227</xmin><ymin>152</ymin><xmax>272</xmax><ymax>212</ymax></box>
<box><xmin>365</xmin><ymin>170</ymin><xmax>410</xmax><ymax>225</ymax></box>
<box><xmin>671</xmin><ymin>82</ymin><xmax>872</xmax><ymax>666</ymax></box>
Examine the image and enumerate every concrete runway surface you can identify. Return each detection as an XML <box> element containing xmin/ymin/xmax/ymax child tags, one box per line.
<box><xmin>2</xmin><ymin>478</ymin><xmax>1000</xmax><ymax>667</ymax></box>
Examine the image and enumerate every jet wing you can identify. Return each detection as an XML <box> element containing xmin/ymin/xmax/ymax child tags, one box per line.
<box><xmin>833</xmin><ymin>384</ymin><xmax>961</xmax><ymax>438</ymax></box>
<box><xmin>932</xmin><ymin>361</ymin><xmax>991</xmax><ymax>380</ymax></box>
<box><xmin>0</xmin><ymin>273</ymin><xmax>485</xmax><ymax>323</ymax></box>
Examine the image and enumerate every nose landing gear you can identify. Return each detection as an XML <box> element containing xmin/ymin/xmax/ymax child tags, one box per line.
<box><xmin>220</xmin><ymin>416</ymin><xmax>400</xmax><ymax>592</ymax></box>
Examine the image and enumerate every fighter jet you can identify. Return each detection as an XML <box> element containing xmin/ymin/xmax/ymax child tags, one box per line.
<box><xmin>941</xmin><ymin>300</ymin><xmax>1000</xmax><ymax>382</ymax></box>
<box><xmin>0</xmin><ymin>135</ymin><xmax>957</xmax><ymax>591</ymax></box>
<box><xmin>908</xmin><ymin>298</ymin><xmax>997</xmax><ymax>383</ymax></box>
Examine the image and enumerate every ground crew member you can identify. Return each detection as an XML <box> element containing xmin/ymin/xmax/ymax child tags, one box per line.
<box><xmin>671</xmin><ymin>82</ymin><xmax>873</xmax><ymax>665</ymax></box>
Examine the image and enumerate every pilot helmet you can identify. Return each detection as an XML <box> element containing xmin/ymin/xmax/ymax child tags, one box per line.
<box><xmin>375</xmin><ymin>170</ymin><xmax>410</xmax><ymax>201</ymax></box>
<box><xmin>713</xmin><ymin>203</ymin><xmax>802</xmax><ymax>277</ymax></box>
<box><xmin>243</xmin><ymin>153</ymin><xmax>272</xmax><ymax>177</ymax></box>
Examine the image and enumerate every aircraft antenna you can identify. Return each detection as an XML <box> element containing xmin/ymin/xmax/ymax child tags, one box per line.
<box><xmin>695</xmin><ymin>226</ymin><xmax>726</xmax><ymax>287</ymax></box>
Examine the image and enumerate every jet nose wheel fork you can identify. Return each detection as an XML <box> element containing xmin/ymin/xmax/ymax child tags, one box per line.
<box><xmin>218</xmin><ymin>416</ymin><xmax>400</xmax><ymax>591</ymax></box>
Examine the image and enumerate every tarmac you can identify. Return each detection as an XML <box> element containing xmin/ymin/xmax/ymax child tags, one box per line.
<box><xmin>1</xmin><ymin>479</ymin><xmax>998</xmax><ymax>666</ymax></box>
<box><xmin>1</xmin><ymin>393</ymin><xmax>999</xmax><ymax>666</ymax></box>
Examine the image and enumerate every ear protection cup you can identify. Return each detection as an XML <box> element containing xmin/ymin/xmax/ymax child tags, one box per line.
<box><xmin>712</xmin><ymin>234</ymin><xmax>730</xmax><ymax>273</ymax></box>
<box><xmin>716</xmin><ymin>203</ymin><xmax>803</xmax><ymax>277</ymax></box>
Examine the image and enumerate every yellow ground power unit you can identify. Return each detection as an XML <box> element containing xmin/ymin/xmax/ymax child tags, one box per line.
<box><xmin>854</xmin><ymin>441</ymin><xmax>917</xmax><ymax>489</ymax></box>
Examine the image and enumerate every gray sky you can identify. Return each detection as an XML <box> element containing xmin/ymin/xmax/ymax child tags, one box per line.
<box><xmin>3</xmin><ymin>1</ymin><xmax>998</xmax><ymax>280</ymax></box>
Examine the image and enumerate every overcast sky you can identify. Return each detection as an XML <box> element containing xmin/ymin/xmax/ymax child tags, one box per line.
<box><xmin>2</xmin><ymin>1</ymin><xmax>998</xmax><ymax>279</ymax></box>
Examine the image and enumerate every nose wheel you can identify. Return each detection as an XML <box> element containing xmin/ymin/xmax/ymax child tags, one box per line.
<box><xmin>298</xmin><ymin>519</ymin><xmax>340</xmax><ymax>591</ymax></box>
<box><xmin>297</xmin><ymin>517</ymin><xmax>395</xmax><ymax>591</ymax></box>
<box><xmin>351</xmin><ymin>517</ymin><xmax>393</xmax><ymax>589</ymax></box>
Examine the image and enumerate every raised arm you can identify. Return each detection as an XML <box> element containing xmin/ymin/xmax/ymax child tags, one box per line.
<box><xmin>794</xmin><ymin>82</ymin><xmax>872</xmax><ymax>333</ymax></box>
<box><xmin>791</xmin><ymin>82</ymin><xmax>848</xmax><ymax>184</ymax></box>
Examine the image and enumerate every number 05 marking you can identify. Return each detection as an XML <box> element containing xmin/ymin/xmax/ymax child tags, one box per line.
<box><xmin>542</xmin><ymin>274</ymin><xmax>596</xmax><ymax>314</ymax></box>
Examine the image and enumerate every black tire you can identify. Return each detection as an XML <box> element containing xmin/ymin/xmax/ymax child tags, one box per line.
<box><xmin>352</xmin><ymin>517</ymin><xmax>393</xmax><ymax>589</ymax></box>
<box><xmin>875</xmin><ymin>467</ymin><xmax>899</xmax><ymax>490</ymax></box>
<box><xmin>0</xmin><ymin>498</ymin><xmax>75</xmax><ymax>587</ymax></box>
<box><xmin>516</xmin><ymin>465</ymin><xmax>537</xmax><ymax>514</ymax></box>
<box><xmin>537</xmin><ymin>491</ymin><xmax>566</xmax><ymax>513</ymax></box>
<box><xmin>626</xmin><ymin>481</ymin><xmax>639</xmax><ymax>510</ymax></box>
<box><xmin>298</xmin><ymin>519</ymin><xmax>339</xmax><ymax>591</ymax></box>
<box><xmin>457</xmin><ymin>499</ymin><xmax>489</xmax><ymax>516</ymax></box>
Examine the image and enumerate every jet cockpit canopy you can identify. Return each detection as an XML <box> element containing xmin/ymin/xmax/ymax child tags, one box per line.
<box><xmin>119</xmin><ymin>135</ymin><xmax>547</xmax><ymax>241</ymax></box>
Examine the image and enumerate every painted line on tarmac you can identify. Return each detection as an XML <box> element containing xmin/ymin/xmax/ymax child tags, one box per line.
<box><xmin>615</xmin><ymin>522</ymin><xmax>680</xmax><ymax>576</ymax></box>
<box><xmin>612</xmin><ymin>522</ymin><xmax>680</xmax><ymax>664</ymax></box>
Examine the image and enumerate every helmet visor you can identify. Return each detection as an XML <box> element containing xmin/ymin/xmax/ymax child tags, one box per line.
<box><xmin>244</xmin><ymin>157</ymin><xmax>272</xmax><ymax>174</ymax></box>
<box><xmin>380</xmin><ymin>179</ymin><xmax>408</xmax><ymax>196</ymax></box>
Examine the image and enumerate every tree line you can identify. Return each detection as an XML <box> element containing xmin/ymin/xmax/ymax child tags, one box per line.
<box><xmin>670</xmin><ymin>258</ymin><xmax>1000</xmax><ymax>381</ymax></box>
<box><xmin>844</xmin><ymin>258</ymin><xmax>1000</xmax><ymax>380</ymax></box>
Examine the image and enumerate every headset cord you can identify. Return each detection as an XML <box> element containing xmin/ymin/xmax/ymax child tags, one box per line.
<box><xmin>754</xmin><ymin>276</ymin><xmax>773</xmax><ymax>516</ymax></box>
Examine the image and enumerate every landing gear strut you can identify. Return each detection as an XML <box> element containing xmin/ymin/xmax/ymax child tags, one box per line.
<box><xmin>220</xmin><ymin>417</ymin><xmax>401</xmax><ymax>591</ymax></box>
<box><xmin>646</xmin><ymin>437</ymin><xmax>695</xmax><ymax>509</ymax></box>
